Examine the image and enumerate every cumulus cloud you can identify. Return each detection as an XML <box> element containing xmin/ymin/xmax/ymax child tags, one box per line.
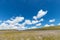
<box><xmin>24</xmin><ymin>20</ymin><xmax>32</xmax><ymax>25</ymax></box>
<box><xmin>44</xmin><ymin>24</ymin><xmax>50</xmax><ymax>27</ymax></box>
<box><xmin>24</xmin><ymin>18</ymin><xmax>44</xmax><ymax>25</ymax></box>
<box><xmin>32</xmin><ymin>20</ymin><xmax>39</xmax><ymax>24</ymax></box>
<box><xmin>49</xmin><ymin>19</ymin><xmax>55</xmax><ymax>23</ymax></box>
<box><xmin>0</xmin><ymin>16</ymin><xmax>25</xmax><ymax>30</ymax></box>
<box><xmin>0</xmin><ymin>16</ymin><xmax>41</xmax><ymax>30</ymax></box>
<box><xmin>33</xmin><ymin>16</ymin><xmax>37</xmax><ymax>20</ymax></box>
<box><xmin>16</xmin><ymin>23</ymin><xmax>27</xmax><ymax>30</ymax></box>
<box><xmin>36</xmin><ymin>23</ymin><xmax>41</xmax><ymax>26</ymax></box>
<box><xmin>28</xmin><ymin>23</ymin><xmax>42</xmax><ymax>29</ymax></box>
<box><xmin>33</xmin><ymin>9</ymin><xmax>47</xmax><ymax>20</ymax></box>
<box><xmin>0</xmin><ymin>9</ymin><xmax>48</xmax><ymax>30</ymax></box>
<box><xmin>6</xmin><ymin>17</ymin><xmax>24</xmax><ymax>26</ymax></box>
<box><xmin>31</xmin><ymin>18</ymin><xmax>44</xmax><ymax>24</ymax></box>
<box><xmin>44</xmin><ymin>24</ymin><xmax>55</xmax><ymax>27</ymax></box>
<box><xmin>0</xmin><ymin>22</ymin><xmax>17</xmax><ymax>30</ymax></box>
<box><xmin>28</xmin><ymin>26</ymin><xmax>37</xmax><ymax>29</ymax></box>
<box><xmin>37</xmin><ymin>10</ymin><xmax>47</xmax><ymax>18</ymax></box>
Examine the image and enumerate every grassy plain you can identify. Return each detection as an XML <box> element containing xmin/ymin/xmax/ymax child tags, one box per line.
<box><xmin>0</xmin><ymin>26</ymin><xmax>60</xmax><ymax>40</ymax></box>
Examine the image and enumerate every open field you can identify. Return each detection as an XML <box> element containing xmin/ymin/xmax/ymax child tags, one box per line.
<box><xmin>0</xmin><ymin>30</ymin><xmax>60</xmax><ymax>40</ymax></box>
<box><xmin>0</xmin><ymin>26</ymin><xmax>60</xmax><ymax>40</ymax></box>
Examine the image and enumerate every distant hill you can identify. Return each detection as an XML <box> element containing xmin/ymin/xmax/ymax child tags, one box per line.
<box><xmin>25</xmin><ymin>26</ymin><xmax>60</xmax><ymax>31</ymax></box>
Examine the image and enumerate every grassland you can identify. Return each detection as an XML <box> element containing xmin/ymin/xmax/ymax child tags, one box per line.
<box><xmin>0</xmin><ymin>26</ymin><xmax>60</xmax><ymax>40</ymax></box>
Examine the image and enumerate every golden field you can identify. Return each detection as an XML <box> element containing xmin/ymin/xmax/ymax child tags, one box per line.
<box><xmin>0</xmin><ymin>26</ymin><xmax>60</xmax><ymax>40</ymax></box>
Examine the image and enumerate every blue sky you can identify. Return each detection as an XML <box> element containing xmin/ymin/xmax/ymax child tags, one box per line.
<box><xmin>0</xmin><ymin>0</ymin><xmax>60</xmax><ymax>30</ymax></box>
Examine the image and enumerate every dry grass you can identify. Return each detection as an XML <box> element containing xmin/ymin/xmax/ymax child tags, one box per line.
<box><xmin>0</xmin><ymin>30</ymin><xmax>60</xmax><ymax>40</ymax></box>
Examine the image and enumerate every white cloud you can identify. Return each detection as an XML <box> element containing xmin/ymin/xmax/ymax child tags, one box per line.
<box><xmin>0</xmin><ymin>22</ymin><xmax>26</xmax><ymax>30</ymax></box>
<box><xmin>0</xmin><ymin>16</ymin><xmax>25</xmax><ymax>30</ymax></box>
<box><xmin>39</xmin><ymin>18</ymin><xmax>44</xmax><ymax>22</ymax></box>
<box><xmin>33</xmin><ymin>16</ymin><xmax>37</xmax><ymax>20</ymax></box>
<box><xmin>44</xmin><ymin>24</ymin><xmax>50</xmax><ymax>27</ymax></box>
<box><xmin>13</xmin><ymin>16</ymin><xmax>24</xmax><ymax>22</ymax></box>
<box><xmin>31</xmin><ymin>18</ymin><xmax>44</xmax><ymax>24</ymax></box>
<box><xmin>5</xmin><ymin>16</ymin><xmax>24</xmax><ymax>24</ymax></box>
<box><xmin>33</xmin><ymin>9</ymin><xmax>47</xmax><ymax>20</ymax></box>
<box><xmin>0</xmin><ymin>16</ymin><xmax>41</xmax><ymax>30</ymax></box>
<box><xmin>28</xmin><ymin>26</ymin><xmax>37</xmax><ymax>29</ymax></box>
<box><xmin>24</xmin><ymin>20</ymin><xmax>32</xmax><ymax>24</ymax></box>
<box><xmin>28</xmin><ymin>23</ymin><xmax>42</xmax><ymax>29</ymax></box>
<box><xmin>19</xmin><ymin>23</ymin><xmax>26</xmax><ymax>28</ymax></box>
<box><xmin>32</xmin><ymin>20</ymin><xmax>39</xmax><ymax>24</ymax></box>
<box><xmin>49</xmin><ymin>19</ymin><xmax>55</xmax><ymax>23</ymax></box>
<box><xmin>58</xmin><ymin>23</ymin><xmax>60</xmax><ymax>25</ymax></box>
<box><xmin>0</xmin><ymin>22</ymin><xmax>17</xmax><ymax>30</ymax></box>
<box><xmin>36</xmin><ymin>23</ymin><xmax>41</xmax><ymax>26</ymax></box>
<box><xmin>50</xmin><ymin>24</ymin><xmax>55</xmax><ymax>26</ymax></box>
<box><xmin>44</xmin><ymin>24</ymin><xmax>55</xmax><ymax>27</ymax></box>
<box><xmin>23</xmin><ymin>19</ymin><xmax>43</xmax><ymax>25</ymax></box>
<box><xmin>0</xmin><ymin>9</ymin><xmax>48</xmax><ymax>30</ymax></box>
<box><xmin>37</xmin><ymin>10</ymin><xmax>47</xmax><ymax>18</ymax></box>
